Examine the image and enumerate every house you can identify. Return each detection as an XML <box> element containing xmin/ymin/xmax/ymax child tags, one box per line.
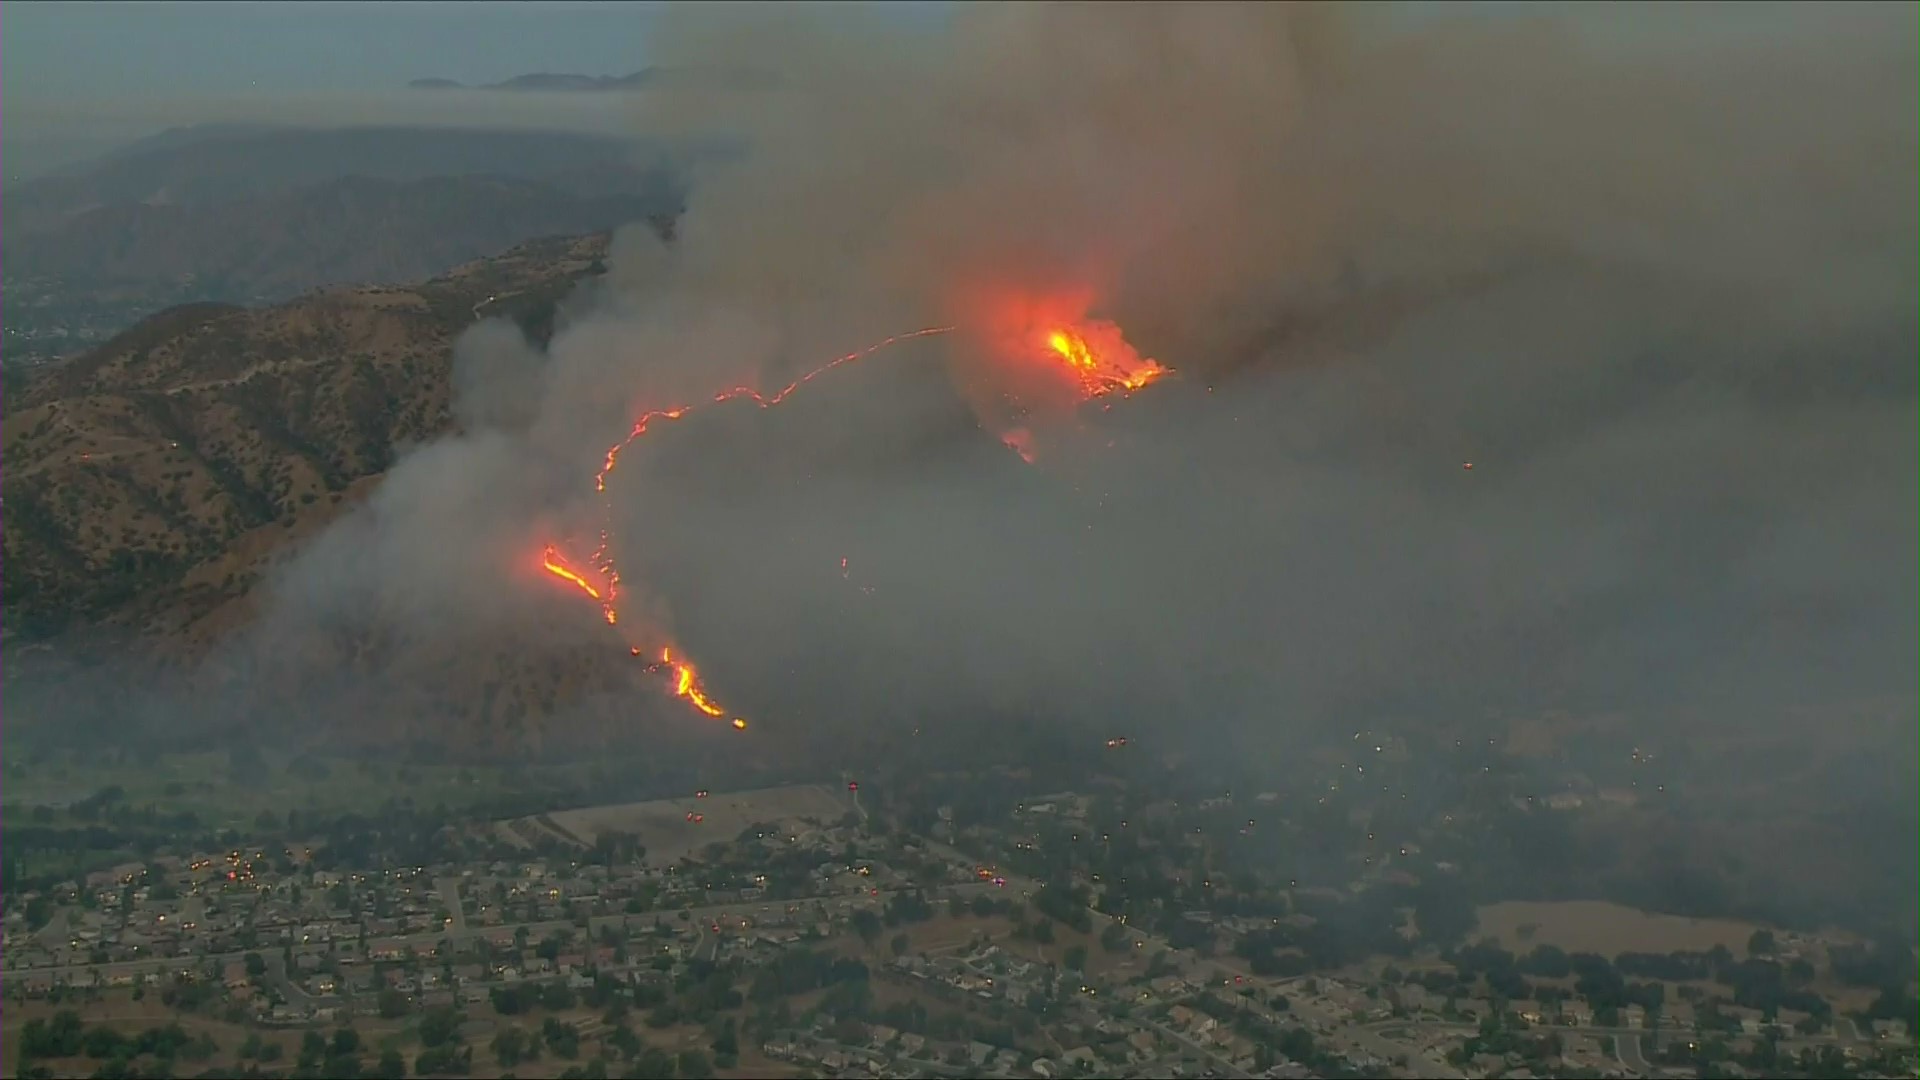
<box><xmin>223</xmin><ymin>963</ymin><xmax>250</xmax><ymax>990</ymax></box>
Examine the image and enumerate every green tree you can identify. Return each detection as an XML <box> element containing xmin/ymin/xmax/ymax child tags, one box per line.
<box><xmin>889</xmin><ymin>932</ymin><xmax>911</xmax><ymax>957</ymax></box>
<box><xmin>1063</xmin><ymin>945</ymin><xmax>1088</xmax><ymax>971</ymax></box>
<box><xmin>1747</xmin><ymin>929</ymin><xmax>1777</xmax><ymax>957</ymax></box>
<box><xmin>629</xmin><ymin>1047</ymin><xmax>675</xmax><ymax>1078</ymax></box>
<box><xmin>83</xmin><ymin>1026</ymin><xmax>128</xmax><ymax>1059</ymax></box>
<box><xmin>418</xmin><ymin>1007</ymin><xmax>462</xmax><ymax>1049</ymax></box>
<box><xmin>299</xmin><ymin>1030</ymin><xmax>328</xmax><ymax>1069</ymax></box>
<box><xmin>373</xmin><ymin>1048</ymin><xmax>407</xmax><ymax>1079</ymax></box>
<box><xmin>542</xmin><ymin>981</ymin><xmax>578</xmax><ymax>1011</ymax></box>
<box><xmin>850</xmin><ymin>910</ymin><xmax>882</xmax><ymax>947</ymax></box>
<box><xmin>243</xmin><ymin>952</ymin><xmax>267</xmax><ymax>978</ymax></box>
<box><xmin>492</xmin><ymin>1026</ymin><xmax>529</xmax><ymax>1067</ymax></box>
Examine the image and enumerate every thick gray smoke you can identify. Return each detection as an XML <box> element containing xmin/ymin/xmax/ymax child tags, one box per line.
<box><xmin>266</xmin><ymin>2</ymin><xmax>1915</xmax><ymax>780</ymax></box>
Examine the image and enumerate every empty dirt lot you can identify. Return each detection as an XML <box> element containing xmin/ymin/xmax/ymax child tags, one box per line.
<box><xmin>495</xmin><ymin>783</ymin><xmax>851</xmax><ymax>863</ymax></box>
<box><xmin>1473</xmin><ymin>900</ymin><xmax>1766</xmax><ymax>957</ymax></box>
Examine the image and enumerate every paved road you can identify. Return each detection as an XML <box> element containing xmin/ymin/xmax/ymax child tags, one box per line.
<box><xmin>262</xmin><ymin>951</ymin><xmax>331</xmax><ymax>1011</ymax></box>
<box><xmin>1615</xmin><ymin>1032</ymin><xmax>1653</xmax><ymax>1073</ymax></box>
<box><xmin>1833</xmin><ymin>1017</ymin><xmax>1868</xmax><ymax>1044</ymax></box>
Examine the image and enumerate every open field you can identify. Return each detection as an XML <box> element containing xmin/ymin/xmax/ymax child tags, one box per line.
<box><xmin>1</xmin><ymin>749</ymin><xmax>602</xmax><ymax>829</ymax></box>
<box><xmin>1473</xmin><ymin>900</ymin><xmax>1767</xmax><ymax>958</ymax></box>
<box><xmin>495</xmin><ymin>783</ymin><xmax>852</xmax><ymax>862</ymax></box>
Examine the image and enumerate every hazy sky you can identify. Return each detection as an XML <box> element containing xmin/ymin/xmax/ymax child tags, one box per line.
<box><xmin>1</xmin><ymin>1</ymin><xmax>671</xmax><ymax>174</ymax></box>
<box><xmin>0</xmin><ymin>1</ymin><xmax>957</xmax><ymax>176</ymax></box>
<box><xmin>5</xmin><ymin>1</ymin><xmax>664</xmax><ymax>100</ymax></box>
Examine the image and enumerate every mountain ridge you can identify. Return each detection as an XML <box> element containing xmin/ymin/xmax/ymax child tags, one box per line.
<box><xmin>406</xmin><ymin>67</ymin><xmax>779</xmax><ymax>93</ymax></box>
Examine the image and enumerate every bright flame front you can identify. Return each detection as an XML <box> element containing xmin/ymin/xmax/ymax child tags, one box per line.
<box><xmin>534</xmin><ymin>305</ymin><xmax>1171</xmax><ymax>732</ymax></box>
<box><xmin>537</xmin><ymin>326</ymin><xmax>958</xmax><ymax>731</ymax></box>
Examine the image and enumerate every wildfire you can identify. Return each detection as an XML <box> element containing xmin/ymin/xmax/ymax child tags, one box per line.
<box><xmin>541</xmin><ymin>325</ymin><xmax>958</xmax><ymax>730</ymax></box>
<box><xmin>595</xmin><ymin>327</ymin><xmax>956</xmax><ymax>494</ymax></box>
<box><xmin>540</xmin><ymin>546</ymin><xmax>617</xmax><ymax>624</ymax></box>
<box><xmin>536</xmin><ymin>303</ymin><xmax>1173</xmax><ymax>732</ymax></box>
<box><xmin>540</xmin><ymin>545</ymin><xmax>601</xmax><ymax>600</ymax></box>
<box><xmin>1043</xmin><ymin>326</ymin><xmax>1168</xmax><ymax>398</ymax></box>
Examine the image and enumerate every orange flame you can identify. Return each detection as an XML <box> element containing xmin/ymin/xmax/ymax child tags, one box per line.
<box><xmin>541</xmin><ymin>546</ymin><xmax>603</xmax><ymax>601</ymax></box>
<box><xmin>1043</xmin><ymin>325</ymin><xmax>1168</xmax><ymax>398</ymax></box>
<box><xmin>542</xmin><ymin>326</ymin><xmax>956</xmax><ymax>730</ymax></box>
<box><xmin>538</xmin><ymin>312</ymin><xmax>1168</xmax><ymax>730</ymax></box>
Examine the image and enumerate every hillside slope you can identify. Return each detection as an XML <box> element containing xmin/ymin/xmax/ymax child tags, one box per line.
<box><xmin>2</xmin><ymin>233</ymin><xmax>611</xmax><ymax>641</ymax></box>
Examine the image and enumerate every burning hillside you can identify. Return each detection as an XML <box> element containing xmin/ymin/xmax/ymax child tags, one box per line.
<box><xmin>9</xmin><ymin>3</ymin><xmax>1906</xmax><ymax>776</ymax></box>
<box><xmin>537</xmin><ymin>305</ymin><xmax>1169</xmax><ymax>730</ymax></box>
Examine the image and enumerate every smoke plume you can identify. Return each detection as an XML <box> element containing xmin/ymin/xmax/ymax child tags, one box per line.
<box><xmin>260</xmin><ymin>1</ymin><xmax>1914</xmax><ymax>786</ymax></box>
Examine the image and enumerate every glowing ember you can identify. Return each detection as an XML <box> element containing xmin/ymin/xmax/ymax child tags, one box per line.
<box><xmin>1001</xmin><ymin>427</ymin><xmax>1038</xmax><ymax>464</ymax></box>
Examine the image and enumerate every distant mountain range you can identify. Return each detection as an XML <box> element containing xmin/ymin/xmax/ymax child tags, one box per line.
<box><xmin>1</xmin><ymin>126</ymin><xmax>691</xmax><ymax>358</ymax></box>
<box><xmin>408</xmin><ymin>66</ymin><xmax>778</xmax><ymax>93</ymax></box>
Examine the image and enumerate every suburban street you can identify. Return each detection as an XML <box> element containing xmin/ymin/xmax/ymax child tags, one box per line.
<box><xmin>11</xmin><ymin>880</ymin><xmax>1016</xmax><ymax>987</ymax></box>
